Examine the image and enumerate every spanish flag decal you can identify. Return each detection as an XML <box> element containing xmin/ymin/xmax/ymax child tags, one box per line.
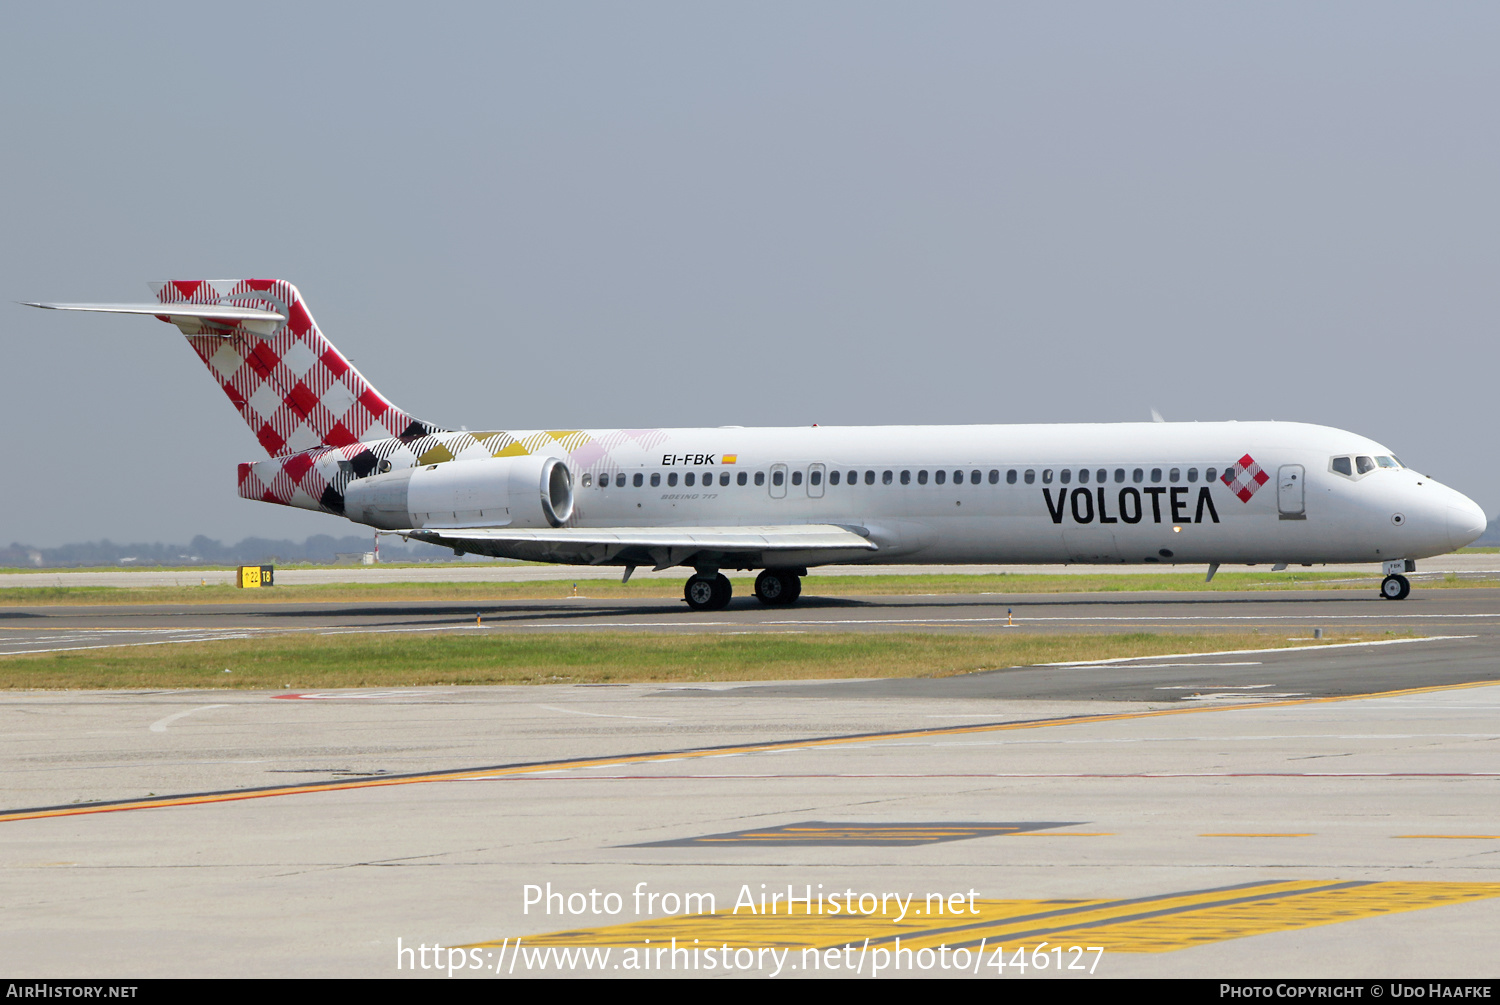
<box><xmin>722</xmin><ymin>454</ymin><xmax>738</xmax><ymax>464</ymax></box>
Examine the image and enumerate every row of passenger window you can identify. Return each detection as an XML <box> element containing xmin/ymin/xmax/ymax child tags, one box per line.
<box><xmin>584</xmin><ymin>470</ymin><xmax>759</xmax><ymax>488</ymax></box>
<box><xmin>1025</xmin><ymin>466</ymin><xmax>1223</xmax><ymax>485</ymax></box>
<box><xmin>583</xmin><ymin>465</ymin><xmax>1232</xmax><ymax>489</ymax></box>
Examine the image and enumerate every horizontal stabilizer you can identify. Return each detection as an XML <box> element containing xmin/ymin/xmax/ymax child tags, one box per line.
<box><xmin>23</xmin><ymin>301</ymin><xmax>284</xmax><ymax>336</ymax></box>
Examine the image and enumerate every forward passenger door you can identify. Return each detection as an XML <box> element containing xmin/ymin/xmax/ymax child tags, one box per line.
<box><xmin>1277</xmin><ymin>465</ymin><xmax>1305</xmax><ymax>520</ymax></box>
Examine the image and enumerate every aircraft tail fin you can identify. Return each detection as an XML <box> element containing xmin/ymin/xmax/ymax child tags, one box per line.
<box><xmin>154</xmin><ymin>279</ymin><xmax>442</xmax><ymax>455</ymax></box>
<box><xmin>28</xmin><ymin>280</ymin><xmax>441</xmax><ymax>456</ymax></box>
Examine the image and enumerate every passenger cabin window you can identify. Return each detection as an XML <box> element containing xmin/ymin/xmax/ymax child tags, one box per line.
<box><xmin>1133</xmin><ymin>468</ymin><xmax>1143</xmax><ymax>483</ymax></box>
<box><xmin>634</xmin><ymin>473</ymin><xmax>644</xmax><ymax>487</ymax></box>
<box><xmin>651</xmin><ymin>473</ymin><xmax>661</xmax><ymax>487</ymax></box>
<box><xmin>667</xmin><ymin>472</ymin><xmax>678</xmax><ymax>487</ymax></box>
<box><xmin>900</xmin><ymin>470</ymin><xmax>910</xmax><ymax>485</ymax></box>
<box><xmin>1205</xmin><ymin>467</ymin><xmax>1216</xmax><ymax>482</ymax></box>
<box><xmin>755</xmin><ymin>471</ymin><xmax>765</xmax><ymax>486</ymax></box>
<box><xmin>936</xmin><ymin>470</ymin><xmax>947</xmax><ymax>485</ymax></box>
<box><xmin>864</xmin><ymin>470</ymin><xmax>875</xmax><ymax>485</ymax></box>
<box><xmin>791</xmin><ymin>471</ymin><xmax>802</xmax><ymax>486</ymax></box>
<box><xmin>811</xmin><ymin>470</ymin><xmax>822</xmax><ymax>486</ymax></box>
<box><xmin>582</xmin><ymin>473</ymin><xmax>593</xmax><ymax>487</ymax></box>
<box><xmin>1024</xmin><ymin>469</ymin><xmax>1035</xmax><ymax>484</ymax></box>
<box><xmin>830</xmin><ymin>471</ymin><xmax>840</xmax><ymax>485</ymax></box>
<box><xmin>1042</xmin><ymin>469</ymin><xmax>1053</xmax><ymax>484</ymax></box>
<box><xmin>953</xmin><ymin>470</ymin><xmax>964</xmax><ymax>484</ymax></box>
<box><xmin>1006</xmin><ymin>469</ymin><xmax>1017</xmax><ymax>484</ymax></box>
<box><xmin>847</xmin><ymin>470</ymin><xmax>857</xmax><ymax>483</ymax></box>
<box><xmin>989</xmin><ymin>470</ymin><xmax>1000</xmax><ymax>484</ymax></box>
<box><xmin>918</xmin><ymin>470</ymin><xmax>929</xmax><ymax>485</ymax></box>
<box><xmin>737</xmin><ymin>471</ymin><xmax>747</xmax><ymax>486</ymax></box>
<box><xmin>1151</xmin><ymin>468</ymin><xmax>1162</xmax><ymax>483</ymax></box>
<box><xmin>882</xmin><ymin>470</ymin><xmax>893</xmax><ymax>485</ymax></box>
<box><xmin>1078</xmin><ymin>468</ymin><xmax>1090</xmax><ymax>484</ymax></box>
<box><xmin>685</xmin><ymin>472</ymin><xmax>695</xmax><ymax>487</ymax></box>
<box><xmin>772</xmin><ymin>470</ymin><xmax>784</xmax><ymax>486</ymax></box>
<box><xmin>1356</xmin><ymin>455</ymin><xmax>1376</xmax><ymax>474</ymax></box>
<box><xmin>1114</xmin><ymin>469</ymin><xmax>1125</xmax><ymax>483</ymax></box>
<box><xmin>1060</xmin><ymin>469</ymin><xmax>1071</xmax><ymax>485</ymax></box>
<box><xmin>720</xmin><ymin>472</ymin><xmax>730</xmax><ymax>486</ymax></box>
<box><xmin>1332</xmin><ymin>456</ymin><xmax>1353</xmax><ymax>476</ymax></box>
<box><xmin>1169</xmin><ymin>468</ymin><xmax>1179</xmax><ymax>483</ymax></box>
<box><xmin>1187</xmin><ymin>468</ymin><xmax>1198</xmax><ymax>483</ymax></box>
<box><xmin>970</xmin><ymin>470</ymin><xmax>980</xmax><ymax>484</ymax></box>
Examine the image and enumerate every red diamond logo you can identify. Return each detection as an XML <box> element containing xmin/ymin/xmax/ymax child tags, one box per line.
<box><xmin>1221</xmin><ymin>453</ymin><xmax>1271</xmax><ymax>503</ymax></box>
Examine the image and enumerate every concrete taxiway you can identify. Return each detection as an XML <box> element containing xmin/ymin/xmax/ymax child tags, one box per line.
<box><xmin>1</xmin><ymin>551</ymin><xmax>1497</xmax><ymax>588</ymax></box>
<box><xmin>1</xmin><ymin>589</ymin><xmax>1498</xmax><ymax>978</ymax></box>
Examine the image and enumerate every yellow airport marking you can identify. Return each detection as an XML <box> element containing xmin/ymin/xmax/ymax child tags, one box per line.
<box><xmin>1016</xmin><ymin>831</ymin><xmax>1113</xmax><ymax>836</ymax></box>
<box><xmin>1394</xmin><ymin>834</ymin><xmax>1500</xmax><ymax>839</ymax></box>
<box><xmin>4</xmin><ymin>677</ymin><xmax>1499</xmax><ymax>824</ymax></box>
<box><xmin>474</xmin><ymin>881</ymin><xmax>1500</xmax><ymax>955</ymax></box>
<box><xmin>1200</xmin><ymin>833</ymin><xmax>1313</xmax><ymax>838</ymax></box>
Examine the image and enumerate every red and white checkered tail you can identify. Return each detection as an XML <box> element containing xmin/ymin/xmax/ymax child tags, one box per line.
<box><xmin>153</xmin><ymin>279</ymin><xmax>441</xmax><ymax>456</ymax></box>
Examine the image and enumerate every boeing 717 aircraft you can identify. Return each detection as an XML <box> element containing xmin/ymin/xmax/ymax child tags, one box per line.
<box><xmin>26</xmin><ymin>280</ymin><xmax>1488</xmax><ymax>609</ymax></box>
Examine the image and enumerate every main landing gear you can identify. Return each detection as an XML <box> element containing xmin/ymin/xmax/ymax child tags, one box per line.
<box><xmin>682</xmin><ymin>568</ymin><xmax>807</xmax><ymax>611</ymax></box>
<box><xmin>684</xmin><ymin>572</ymin><xmax>733</xmax><ymax>611</ymax></box>
<box><xmin>754</xmin><ymin>569</ymin><xmax>803</xmax><ymax>606</ymax></box>
<box><xmin>1380</xmin><ymin>559</ymin><xmax>1413</xmax><ymax>601</ymax></box>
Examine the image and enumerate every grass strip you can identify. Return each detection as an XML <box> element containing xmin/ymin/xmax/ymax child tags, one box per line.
<box><xmin>0</xmin><ymin>630</ymin><xmax>1389</xmax><ymax>690</ymax></box>
<box><xmin>0</xmin><ymin>571</ymin><xmax>1495</xmax><ymax>607</ymax></box>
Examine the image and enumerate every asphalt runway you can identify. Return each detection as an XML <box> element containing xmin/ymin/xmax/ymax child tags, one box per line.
<box><xmin>2</xmin><ymin>589</ymin><xmax>1499</xmax><ymax>978</ymax></box>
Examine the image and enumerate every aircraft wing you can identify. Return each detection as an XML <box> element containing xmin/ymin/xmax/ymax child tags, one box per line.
<box><xmin>408</xmin><ymin>524</ymin><xmax>878</xmax><ymax>569</ymax></box>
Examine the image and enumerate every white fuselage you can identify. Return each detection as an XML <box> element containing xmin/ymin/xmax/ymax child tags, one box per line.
<box><xmin>386</xmin><ymin>420</ymin><xmax>1486</xmax><ymax>568</ymax></box>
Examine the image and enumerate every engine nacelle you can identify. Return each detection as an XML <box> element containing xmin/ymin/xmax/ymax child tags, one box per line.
<box><xmin>343</xmin><ymin>455</ymin><xmax>573</xmax><ymax>530</ymax></box>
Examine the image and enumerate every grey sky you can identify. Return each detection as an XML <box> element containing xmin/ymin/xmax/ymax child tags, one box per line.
<box><xmin>3</xmin><ymin>3</ymin><xmax>1497</xmax><ymax>546</ymax></box>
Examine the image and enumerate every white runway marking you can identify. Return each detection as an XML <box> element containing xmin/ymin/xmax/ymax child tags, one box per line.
<box><xmin>1043</xmin><ymin>636</ymin><xmax>1477</xmax><ymax>666</ymax></box>
<box><xmin>148</xmin><ymin>705</ymin><xmax>230</xmax><ymax>733</ymax></box>
<box><xmin>535</xmin><ymin>704</ymin><xmax>673</xmax><ymax>722</ymax></box>
<box><xmin>3</xmin><ymin>635</ymin><xmax>255</xmax><ymax>656</ymax></box>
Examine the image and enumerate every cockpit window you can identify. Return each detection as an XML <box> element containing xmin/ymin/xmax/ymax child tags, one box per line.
<box><xmin>1376</xmin><ymin>456</ymin><xmax>1398</xmax><ymax>468</ymax></box>
<box><xmin>1356</xmin><ymin>455</ymin><xmax>1376</xmax><ymax>474</ymax></box>
<box><xmin>1331</xmin><ymin>456</ymin><xmax>1352</xmax><ymax>477</ymax></box>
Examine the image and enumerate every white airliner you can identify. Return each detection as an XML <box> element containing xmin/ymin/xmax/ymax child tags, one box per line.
<box><xmin>26</xmin><ymin>280</ymin><xmax>1487</xmax><ymax>609</ymax></box>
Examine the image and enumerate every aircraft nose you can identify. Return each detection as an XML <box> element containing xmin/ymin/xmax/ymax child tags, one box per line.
<box><xmin>1447</xmin><ymin>494</ymin><xmax>1489</xmax><ymax>551</ymax></box>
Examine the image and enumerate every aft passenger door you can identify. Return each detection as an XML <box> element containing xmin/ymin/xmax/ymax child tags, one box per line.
<box><xmin>1277</xmin><ymin>465</ymin><xmax>1305</xmax><ymax>520</ymax></box>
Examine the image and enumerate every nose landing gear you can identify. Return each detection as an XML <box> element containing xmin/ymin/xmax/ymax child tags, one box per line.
<box><xmin>1380</xmin><ymin>559</ymin><xmax>1414</xmax><ymax>600</ymax></box>
<box><xmin>1380</xmin><ymin>574</ymin><xmax>1411</xmax><ymax>600</ymax></box>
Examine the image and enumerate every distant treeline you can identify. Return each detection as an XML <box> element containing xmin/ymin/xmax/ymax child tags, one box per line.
<box><xmin>0</xmin><ymin>534</ymin><xmax>458</xmax><ymax>569</ymax></box>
